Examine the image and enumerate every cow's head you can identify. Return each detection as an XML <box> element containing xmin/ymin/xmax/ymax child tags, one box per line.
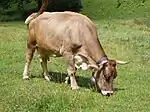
<box><xmin>74</xmin><ymin>55</ymin><xmax>128</xmax><ymax>96</ymax></box>
<box><xmin>90</xmin><ymin>57</ymin><xmax>128</xmax><ymax>96</ymax></box>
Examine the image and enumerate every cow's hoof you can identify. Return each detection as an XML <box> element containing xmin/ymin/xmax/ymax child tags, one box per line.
<box><xmin>44</xmin><ymin>75</ymin><xmax>51</xmax><ymax>81</ymax></box>
<box><xmin>65</xmin><ymin>77</ymin><xmax>70</xmax><ymax>84</ymax></box>
<box><xmin>23</xmin><ymin>76</ymin><xmax>29</xmax><ymax>80</ymax></box>
<box><xmin>71</xmin><ymin>86</ymin><xmax>79</xmax><ymax>90</ymax></box>
<box><xmin>65</xmin><ymin>80</ymin><xmax>68</xmax><ymax>84</ymax></box>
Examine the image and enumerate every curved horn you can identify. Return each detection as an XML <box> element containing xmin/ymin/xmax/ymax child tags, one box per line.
<box><xmin>116</xmin><ymin>60</ymin><xmax>129</xmax><ymax>64</ymax></box>
<box><xmin>88</xmin><ymin>60</ymin><xmax>108</xmax><ymax>70</ymax></box>
<box><xmin>88</xmin><ymin>64</ymin><xmax>99</xmax><ymax>70</ymax></box>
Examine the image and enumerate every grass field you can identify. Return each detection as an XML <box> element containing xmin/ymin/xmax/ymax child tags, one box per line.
<box><xmin>81</xmin><ymin>0</ymin><xmax>150</xmax><ymax>20</ymax></box>
<box><xmin>0</xmin><ymin>19</ymin><xmax>150</xmax><ymax>112</ymax></box>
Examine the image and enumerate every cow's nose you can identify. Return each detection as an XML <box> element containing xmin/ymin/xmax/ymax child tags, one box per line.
<box><xmin>101</xmin><ymin>90</ymin><xmax>113</xmax><ymax>96</ymax></box>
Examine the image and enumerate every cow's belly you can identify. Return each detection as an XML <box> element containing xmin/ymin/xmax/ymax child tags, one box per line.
<box><xmin>36</xmin><ymin>40</ymin><xmax>63</xmax><ymax>58</ymax></box>
<box><xmin>36</xmin><ymin>33</ymin><xmax>63</xmax><ymax>54</ymax></box>
<box><xmin>36</xmin><ymin>46</ymin><xmax>62</xmax><ymax>58</ymax></box>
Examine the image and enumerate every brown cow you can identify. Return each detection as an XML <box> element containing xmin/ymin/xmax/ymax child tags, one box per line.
<box><xmin>23</xmin><ymin>1</ymin><xmax>128</xmax><ymax>96</ymax></box>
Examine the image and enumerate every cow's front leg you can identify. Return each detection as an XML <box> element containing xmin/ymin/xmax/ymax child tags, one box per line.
<box><xmin>67</xmin><ymin>66</ymin><xmax>79</xmax><ymax>90</ymax></box>
<box><xmin>64</xmin><ymin>52</ymin><xmax>79</xmax><ymax>90</ymax></box>
<box><xmin>65</xmin><ymin>76</ymin><xmax>70</xmax><ymax>84</ymax></box>
<box><xmin>23</xmin><ymin>43</ymin><xmax>36</xmax><ymax>80</ymax></box>
<box><xmin>38</xmin><ymin>55</ymin><xmax>51</xmax><ymax>81</ymax></box>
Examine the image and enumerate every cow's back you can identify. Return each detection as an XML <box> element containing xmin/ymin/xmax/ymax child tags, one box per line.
<box><xmin>29</xmin><ymin>12</ymin><xmax>97</xmax><ymax>56</ymax></box>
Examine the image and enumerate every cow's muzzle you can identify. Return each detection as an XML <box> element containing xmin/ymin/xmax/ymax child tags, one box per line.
<box><xmin>101</xmin><ymin>90</ymin><xmax>113</xmax><ymax>96</ymax></box>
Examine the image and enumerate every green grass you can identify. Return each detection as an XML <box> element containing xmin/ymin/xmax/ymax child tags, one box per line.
<box><xmin>0</xmin><ymin>19</ymin><xmax>150</xmax><ymax>112</ymax></box>
<box><xmin>81</xmin><ymin>0</ymin><xmax>150</xmax><ymax>20</ymax></box>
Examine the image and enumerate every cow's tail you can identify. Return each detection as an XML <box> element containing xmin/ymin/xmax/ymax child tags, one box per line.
<box><xmin>25</xmin><ymin>0</ymin><xmax>48</xmax><ymax>24</ymax></box>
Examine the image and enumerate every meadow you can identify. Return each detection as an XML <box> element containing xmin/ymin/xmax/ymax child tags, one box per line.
<box><xmin>0</xmin><ymin>17</ymin><xmax>150</xmax><ymax>112</ymax></box>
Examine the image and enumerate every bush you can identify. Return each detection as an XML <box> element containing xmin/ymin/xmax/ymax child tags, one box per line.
<box><xmin>46</xmin><ymin>0</ymin><xmax>82</xmax><ymax>12</ymax></box>
<box><xmin>0</xmin><ymin>0</ymin><xmax>82</xmax><ymax>21</ymax></box>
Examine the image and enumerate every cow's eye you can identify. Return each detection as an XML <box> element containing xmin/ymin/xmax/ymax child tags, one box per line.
<box><xmin>104</xmin><ymin>63</ymin><xmax>108</xmax><ymax>67</ymax></box>
<box><xmin>112</xmin><ymin>63</ymin><xmax>116</xmax><ymax>67</ymax></box>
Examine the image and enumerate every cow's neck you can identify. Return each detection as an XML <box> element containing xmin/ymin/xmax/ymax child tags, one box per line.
<box><xmin>93</xmin><ymin>46</ymin><xmax>107</xmax><ymax>63</ymax></box>
<box><xmin>88</xmin><ymin>39</ymin><xmax>107</xmax><ymax>64</ymax></box>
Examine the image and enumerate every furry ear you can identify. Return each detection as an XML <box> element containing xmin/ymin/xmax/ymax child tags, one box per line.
<box><xmin>74</xmin><ymin>55</ymin><xmax>89</xmax><ymax>70</ymax></box>
<box><xmin>80</xmin><ymin>63</ymin><xmax>88</xmax><ymax>70</ymax></box>
<box><xmin>98</xmin><ymin>60</ymin><xmax>108</xmax><ymax>70</ymax></box>
<box><xmin>74</xmin><ymin>55</ymin><xmax>99</xmax><ymax>71</ymax></box>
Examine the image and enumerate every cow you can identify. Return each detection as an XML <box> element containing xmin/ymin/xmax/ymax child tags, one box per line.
<box><xmin>23</xmin><ymin>0</ymin><xmax>128</xmax><ymax>96</ymax></box>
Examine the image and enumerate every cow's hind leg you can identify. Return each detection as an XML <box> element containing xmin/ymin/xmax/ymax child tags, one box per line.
<box><xmin>64</xmin><ymin>52</ymin><xmax>79</xmax><ymax>90</ymax></box>
<box><xmin>38</xmin><ymin>54</ymin><xmax>51</xmax><ymax>81</ymax></box>
<box><xmin>23</xmin><ymin>42</ymin><xmax>36</xmax><ymax>80</ymax></box>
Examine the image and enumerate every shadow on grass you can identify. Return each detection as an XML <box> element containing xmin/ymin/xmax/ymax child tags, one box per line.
<box><xmin>114</xmin><ymin>88</ymin><xmax>126</xmax><ymax>91</ymax></box>
<box><xmin>49</xmin><ymin>71</ymin><xmax>91</xmax><ymax>89</ymax></box>
<box><xmin>30</xmin><ymin>71</ymin><xmax>126</xmax><ymax>92</ymax></box>
<box><xmin>31</xmin><ymin>71</ymin><xmax>91</xmax><ymax>89</ymax></box>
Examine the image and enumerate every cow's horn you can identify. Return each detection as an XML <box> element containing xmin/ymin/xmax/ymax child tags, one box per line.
<box><xmin>88</xmin><ymin>64</ymin><xmax>99</xmax><ymax>70</ymax></box>
<box><xmin>116</xmin><ymin>60</ymin><xmax>129</xmax><ymax>64</ymax></box>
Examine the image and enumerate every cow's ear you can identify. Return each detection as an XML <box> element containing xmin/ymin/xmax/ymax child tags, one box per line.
<box><xmin>88</xmin><ymin>61</ymin><xmax>107</xmax><ymax>71</ymax></box>
<box><xmin>80</xmin><ymin>63</ymin><xmax>88</xmax><ymax>70</ymax></box>
<box><xmin>98</xmin><ymin>60</ymin><xmax>108</xmax><ymax>69</ymax></box>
